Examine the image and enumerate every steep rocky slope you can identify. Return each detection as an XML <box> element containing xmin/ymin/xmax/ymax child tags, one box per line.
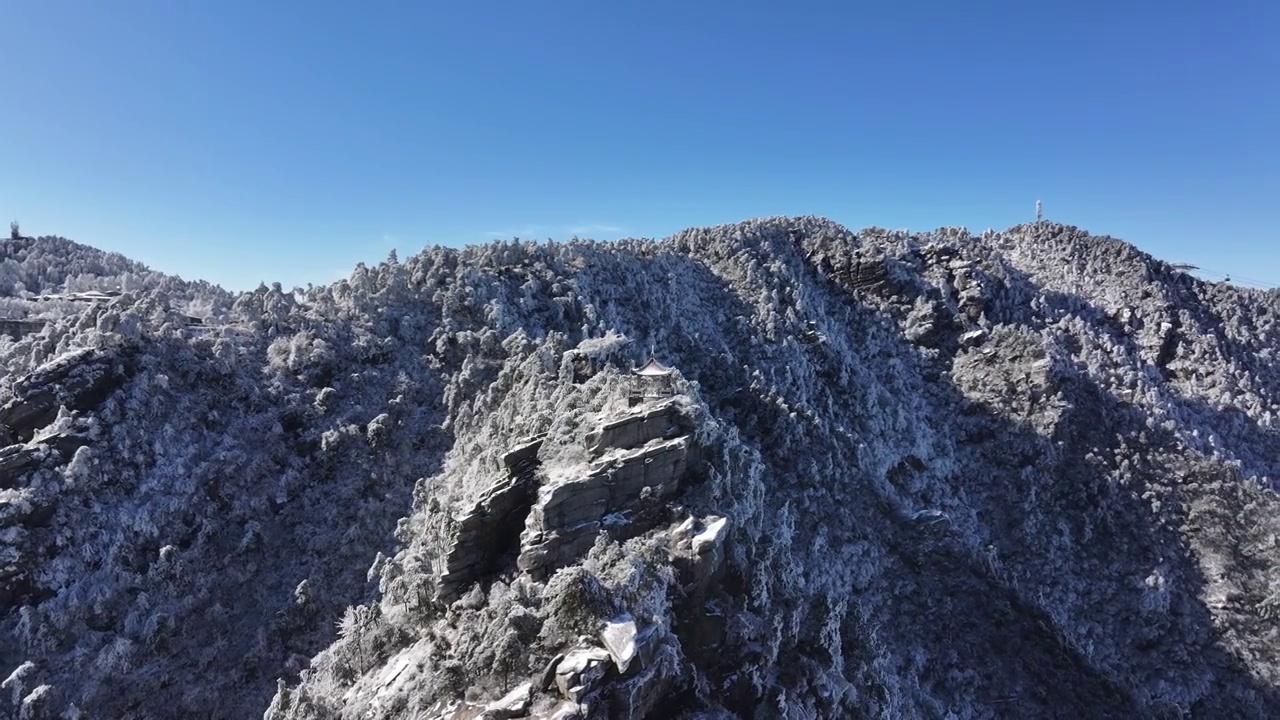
<box><xmin>2</xmin><ymin>218</ymin><xmax>1280</xmax><ymax>718</ymax></box>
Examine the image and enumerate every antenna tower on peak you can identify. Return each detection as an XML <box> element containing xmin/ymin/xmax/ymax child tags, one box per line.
<box><xmin>1035</xmin><ymin>200</ymin><xmax>1043</xmax><ymax>222</ymax></box>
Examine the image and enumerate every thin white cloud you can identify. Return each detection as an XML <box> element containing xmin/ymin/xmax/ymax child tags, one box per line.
<box><xmin>485</xmin><ymin>225</ymin><xmax>551</xmax><ymax>238</ymax></box>
<box><xmin>567</xmin><ymin>223</ymin><xmax>624</xmax><ymax>235</ymax></box>
<box><xmin>484</xmin><ymin>223</ymin><xmax>625</xmax><ymax>239</ymax></box>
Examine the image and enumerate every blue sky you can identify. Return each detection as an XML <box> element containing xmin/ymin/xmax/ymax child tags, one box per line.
<box><xmin>1</xmin><ymin>1</ymin><xmax>1276</xmax><ymax>290</ymax></box>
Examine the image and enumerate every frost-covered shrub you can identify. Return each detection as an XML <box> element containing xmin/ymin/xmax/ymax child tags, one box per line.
<box><xmin>540</xmin><ymin>565</ymin><xmax>614</xmax><ymax>643</ymax></box>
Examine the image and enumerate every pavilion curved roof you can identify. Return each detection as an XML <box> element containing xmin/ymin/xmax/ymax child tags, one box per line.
<box><xmin>632</xmin><ymin>357</ymin><xmax>676</xmax><ymax>376</ymax></box>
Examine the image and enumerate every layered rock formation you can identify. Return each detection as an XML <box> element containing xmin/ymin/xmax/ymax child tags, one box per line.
<box><xmin>518</xmin><ymin>401</ymin><xmax>695</xmax><ymax>581</ymax></box>
<box><xmin>0</xmin><ymin>346</ymin><xmax>131</xmax><ymax>614</ymax></box>
<box><xmin>436</xmin><ymin>435</ymin><xmax>545</xmax><ymax>602</ymax></box>
<box><xmin>0</xmin><ymin>346</ymin><xmax>132</xmax><ymax>444</ymax></box>
<box><xmin>396</xmin><ymin>396</ymin><xmax>719</xmax><ymax>717</ymax></box>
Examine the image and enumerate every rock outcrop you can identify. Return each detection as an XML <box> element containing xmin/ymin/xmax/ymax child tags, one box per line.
<box><xmin>583</xmin><ymin>402</ymin><xmax>683</xmax><ymax>455</ymax></box>
<box><xmin>507</xmin><ymin>396</ymin><xmax>717</xmax><ymax>717</ymax></box>
<box><xmin>670</xmin><ymin>515</ymin><xmax>728</xmax><ymax>596</ymax></box>
<box><xmin>0</xmin><ymin>346</ymin><xmax>130</xmax><ymax>443</ymax></box>
<box><xmin>519</xmin><ymin>400</ymin><xmax>695</xmax><ymax>579</ymax></box>
<box><xmin>0</xmin><ymin>431</ymin><xmax>89</xmax><ymax>491</ymax></box>
<box><xmin>496</xmin><ymin>608</ymin><xmax>677</xmax><ymax>719</ymax></box>
<box><xmin>0</xmin><ymin>445</ymin><xmax>43</xmax><ymax>490</ymax></box>
<box><xmin>435</xmin><ymin>399</ymin><xmax>703</xmax><ymax>604</ymax></box>
<box><xmin>292</xmin><ymin>390</ymin><xmax>720</xmax><ymax>719</ymax></box>
<box><xmin>437</xmin><ymin>435</ymin><xmax>545</xmax><ymax>601</ymax></box>
<box><xmin>0</xmin><ymin>350</ymin><xmax>126</xmax><ymax>615</ymax></box>
<box><xmin>481</xmin><ymin>681</ymin><xmax>534</xmax><ymax>719</ymax></box>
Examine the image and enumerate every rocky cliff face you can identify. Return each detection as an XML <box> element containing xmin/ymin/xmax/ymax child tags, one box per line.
<box><xmin>2</xmin><ymin>218</ymin><xmax>1280</xmax><ymax>719</ymax></box>
<box><xmin>277</xmin><ymin>392</ymin><xmax>722</xmax><ymax>719</ymax></box>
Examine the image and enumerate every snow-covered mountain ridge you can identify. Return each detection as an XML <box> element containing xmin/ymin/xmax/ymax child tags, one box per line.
<box><xmin>2</xmin><ymin>217</ymin><xmax>1279</xmax><ymax>718</ymax></box>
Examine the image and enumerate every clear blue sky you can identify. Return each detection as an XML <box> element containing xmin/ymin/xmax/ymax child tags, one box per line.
<box><xmin>2</xmin><ymin>1</ymin><xmax>1276</xmax><ymax>290</ymax></box>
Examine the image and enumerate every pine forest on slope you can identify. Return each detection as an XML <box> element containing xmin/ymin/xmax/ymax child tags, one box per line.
<box><xmin>1</xmin><ymin>218</ymin><xmax>1279</xmax><ymax>718</ymax></box>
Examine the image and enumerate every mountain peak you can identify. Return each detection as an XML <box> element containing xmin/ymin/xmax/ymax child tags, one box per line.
<box><xmin>2</xmin><ymin>218</ymin><xmax>1279</xmax><ymax>718</ymax></box>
